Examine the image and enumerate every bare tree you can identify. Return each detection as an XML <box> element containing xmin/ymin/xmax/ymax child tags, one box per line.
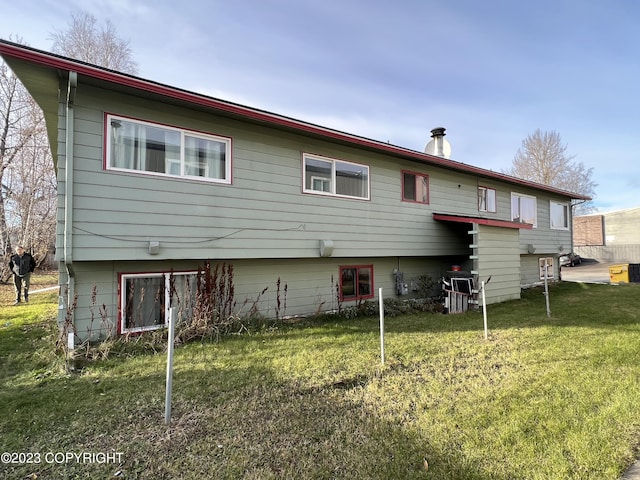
<box><xmin>0</xmin><ymin>54</ymin><xmax>43</xmax><ymax>281</ymax></box>
<box><xmin>0</xmin><ymin>14</ymin><xmax>139</xmax><ymax>283</ymax></box>
<box><xmin>504</xmin><ymin>129</ymin><xmax>597</xmax><ymax>214</ymax></box>
<box><xmin>49</xmin><ymin>12</ymin><xmax>138</xmax><ymax>74</ymax></box>
<box><xmin>6</xmin><ymin>96</ymin><xmax>56</xmax><ymax>267</ymax></box>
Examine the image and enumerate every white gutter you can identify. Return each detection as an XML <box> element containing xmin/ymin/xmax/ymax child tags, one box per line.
<box><xmin>62</xmin><ymin>71</ymin><xmax>77</xmax><ymax>321</ymax></box>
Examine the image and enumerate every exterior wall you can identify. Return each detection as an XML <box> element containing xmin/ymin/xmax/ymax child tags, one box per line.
<box><xmin>62</xmin><ymin>85</ymin><xmax>485</xmax><ymax>263</ymax></box>
<box><xmin>63</xmin><ymin>256</ymin><xmax>460</xmax><ymax>340</ymax></box>
<box><xmin>520</xmin><ymin>254</ymin><xmax>558</xmax><ymax>286</ymax></box>
<box><xmin>575</xmin><ymin>245</ymin><xmax>640</xmax><ymax>263</ymax></box>
<box><xmin>49</xmin><ymin>72</ymin><xmax>577</xmax><ymax>338</ymax></box>
<box><xmin>58</xmin><ymin>85</ymin><xmax>571</xmax><ymax>265</ymax></box>
<box><xmin>574</xmin><ymin>208</ymin><xmax>640</xmax><ymax>262</ymax></box>
<box><xmin>574</xmin><ymin>215</ymin><xmax>605</xmax><ymax>246</ymax></box>
<box><xmin>476</xmin><ymin>225</ymin><xmax>521</xmax><ymax>304</ymax></box>
<box><xmin>516</xmin><ymin>190</ymin><xmax>573</xmax><ymax>256</ymax></box>
<box><xmin>602</xmin><ymin>208</ymin><xmax>640</xmax><ymax>245</ymax></box>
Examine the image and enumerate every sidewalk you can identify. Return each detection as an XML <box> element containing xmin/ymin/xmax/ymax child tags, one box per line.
<box><xmin>623</xmin><ymin>461</ymin><xmax>640</xmax><ymax>480</ymax></box>
<box><xmin>29</xmin><ymin>286</ymin><xmax>58</xmax><ymax>294</ymax></box>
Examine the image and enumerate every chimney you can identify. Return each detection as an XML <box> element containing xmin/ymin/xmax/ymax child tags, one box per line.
<box><xmin>430</xmin><ymin>127</ymin><xmax>446</xmax><ymax>157</ymax></box>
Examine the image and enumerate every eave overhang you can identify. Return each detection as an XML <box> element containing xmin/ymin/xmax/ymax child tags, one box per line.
<box><xmin>0</xmin><ymin>39</ymin><xmax>591</xmax><ymax>202</ymax></box>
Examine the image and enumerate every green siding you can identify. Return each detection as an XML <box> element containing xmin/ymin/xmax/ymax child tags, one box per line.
<box><xmin>476</xmin><ymin>225</ymin><xmax>521</xmax><ymax>304</ymax></box>
<box><xmin>48</xmin><ymin>78</ymin><xmax>579</xmax><ymax>338</ymax></box>
<box><xmin>63</xmin><ymin>257</ymin><xmax>454</xmax><ymax>340</ymax></box>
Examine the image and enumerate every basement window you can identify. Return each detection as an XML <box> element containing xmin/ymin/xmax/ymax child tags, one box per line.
<box><xmin>119</xmin><ymin>271</ymin><xmax>198</xmax><ymax>334</ymax></box>
<box><xmin>340</xmin><ymin>265</ymin><xmax>374</xmax><ymax>301</ymax></box>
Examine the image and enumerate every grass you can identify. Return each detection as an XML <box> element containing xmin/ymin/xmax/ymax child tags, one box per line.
<box><xmin>1</xmin><ymin>277</ymin><xmax>639</xmax><ymax>479</ymax></box>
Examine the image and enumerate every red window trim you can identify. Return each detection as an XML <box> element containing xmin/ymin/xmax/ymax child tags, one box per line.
<box><xmin>339</xmin><ymin>264</ymin><xmax>375</xmax><ymax>301</ymax></box>
<box><xmin>401</xmin><ymin>170</ymin><xmax>430</xmax><ymax>204</ymax></box>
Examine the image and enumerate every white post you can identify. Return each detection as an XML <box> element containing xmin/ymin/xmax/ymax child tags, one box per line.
<box><xmin>378</xmin><ymin>287</ymin><xmax>385</xmax><ymax>365</ymax></box>
<box><xmin>482</xmin><ymin>281</ymin><xmax>488</xmax><ymax>340</ymax></box>
<box><xmin>544</xmin><ymin>262</ymin><xmax>551</xmax><ymax>318</ymax></box>
<box><xmin>164</xmin><ymin>307</ymin><xmax>176</xmax><ymax>425</ymax></box>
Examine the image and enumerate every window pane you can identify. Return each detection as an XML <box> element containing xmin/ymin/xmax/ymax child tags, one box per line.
<box><xmin>124</xmin><ymin>276</ymin><xmax>165</xmax><ymax>330</ymax></box>
<box><xmin>403</xmin><ymin>172</ymin><xmax>428</xmax><ymax>203</ymax></box>
<box><xmin>479</xmin><ymin>188</ymin><xmax>487</xmax><ymax>211</ymax></box>
<box><xmin>403</xmin><ymin>172</ymin><xmax>416</xmax><ymax>201</ymax></box>
<box><xmin>550</xmin><ymin>202</ymin><xmax>568</xmax><ymax>229</ymax></box>
<box><xmin>512</xmin><ymin>194</ymin><xmax>536</xmax><ymax>225</ymax></box>
<box><xmin>336</xmin><ymin>161</ymin><xmax>368</xmax><ymax>198</ymax></box>
<box><xmin>418</xmin><ymin>176</ymin><xmax>428</xmax><ymax>203</ymax></box>
<box><xmin>185</xmin><ymin>135</ymin><xmax>227</xmax><ymax>180</ymax></box>
<box><xmin>305</xmin><ymin>158</ymin><xmax>332</xmax><ymax>192</ymax></box>
<box><xmin>520</xmin><ymin>197</ymin><xmax>536</xmax><ymax>224</ymax></box>
<box><xmin>487</xmin><ymin>189</ymin><xmax>496</xmax><ymax>212</ymax></box>
<box><xmin>110</xmin><ymin>119</ymin><xmax>180</xmax><ymax>174</ymax></box>
<box><xmin>357</xmin><ymin>267</ymin><xmax>371</xmax><ymax>296</ymax></box>
<box><xmin>170</xmin><ymin>273</ymin><xmax>198</xmax><ymax>323</ymax></box>
<box><xmin>341</xmin><ymin>268</ymin><xmax>356</xmax><ymax>298</ymax></box>
<box><xmin>479</xmin><ymin>187</ymin><xmax>496</xmax><ymax>212</ymax></box>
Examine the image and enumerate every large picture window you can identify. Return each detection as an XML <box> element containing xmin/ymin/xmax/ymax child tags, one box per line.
<box><xmin>107</xmin><ymin>115</ymin><xmax>231</xmax><ymax>183</ymax></box>
<box><xmin>303</xmin><ymin>153</ymin><xmax>369</xmax><ymax>200</ymax></box>
<box><xmin>339</xmin><ymin>265</ymin><xmax>374</xmax><ymax>301</ymax></box>
<box><xmin>478</xmin><ymin>186</ymin><xmax>496</xmax><ymax>212</ymax></box>
<box><xmin>402</xmin><ymin>171</ymin><xmax>429</xmax><ymax>204</ymax></box>
<box><xmin>550</xmin><ymin>201</ymin><xmax>569</xmax><ymax>230</ymax></box>
<box><xmin>511</xmin><ymin>193</ymin><xmax>537</xmax><ymax>227</ymax></box>
<box><xmin>120</xmin><ymin>271</ymin><xmax>198</xmax><ymax>334</ymax></box>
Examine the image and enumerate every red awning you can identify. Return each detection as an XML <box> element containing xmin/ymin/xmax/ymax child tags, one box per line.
<box><xmin>433</xmin><ymin>213</ymin><xmax>533</xmax><ymax>230</ymax></box>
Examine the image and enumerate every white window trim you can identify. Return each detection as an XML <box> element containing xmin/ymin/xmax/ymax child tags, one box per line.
<box><xmin>539</xmin><ymin>257</ymin><xmax>555</xmax><ymax>279</ymax></box>
<box><xmin>478</xmin><ymin>186</ymin><xmax>497</xmax><ymax>213</ymax></box>
<box><xmin>302</xmin><ymin>153</ymin><xmax>370</xmax><ymax>200</ymax></box>
<box><xmin>511</xmin><ymin>192</ymin><xmax>537</xmax><ymax>228</ymax></box>
<box><xmin>106</xmin><ymin>114</ymin><xmax>232</xmax><ymax>184</ymax></box>
<box><xmin>120</xmin><ymin>271</ymin><xmax>198</xmax><ymax>334</ymax></box>
<box><xmin>549</xmin><ymin>200</ymin><xmax>570</xmax><ymax>231</ymax></box>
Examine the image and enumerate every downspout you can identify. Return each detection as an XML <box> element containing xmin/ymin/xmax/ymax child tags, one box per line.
<box><xmin>63</xmin><ymin>72</ymin><xmax>77</xmax><ymax>325</ymax></box>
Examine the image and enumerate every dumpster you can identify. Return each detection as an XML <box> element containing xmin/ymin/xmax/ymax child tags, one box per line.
<box><xmin>629</xmin><ymin>264</ymin><xmax>640</xmax><ymax>283</ymax></box>
<box><xmin>609</xmin><ymin>264</ymin><xmax>629</xmax><ymax>283</ymax></box>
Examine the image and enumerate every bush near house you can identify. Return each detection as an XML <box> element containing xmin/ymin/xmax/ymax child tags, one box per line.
<box><xmin>1</xmin><ymin>277</ymin><xmax>639</xmax><ymax>479</ymax></box>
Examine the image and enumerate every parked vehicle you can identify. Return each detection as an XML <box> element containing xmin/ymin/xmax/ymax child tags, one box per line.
<box><xmin>559</xmin><ymin>252</ymin><xmax>582</xmax><ymax>267</ymax></box>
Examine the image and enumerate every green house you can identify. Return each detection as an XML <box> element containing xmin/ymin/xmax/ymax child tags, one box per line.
<box><xmin>0</xmin><ymin>40</ymin><xmax>589</xmax><ymax>341</ymax></box>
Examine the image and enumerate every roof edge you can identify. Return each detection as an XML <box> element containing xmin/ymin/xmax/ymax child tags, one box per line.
<box><xmin>0</xmin><ymin>39</ymin><xmax>591</xmax><ymax>201</ymax></box>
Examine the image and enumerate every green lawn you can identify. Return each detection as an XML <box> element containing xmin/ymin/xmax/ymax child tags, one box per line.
<box><xmin>1</xmin><ymin>279</ymin><xmax>639</xmax><ymax>479</ymax></box>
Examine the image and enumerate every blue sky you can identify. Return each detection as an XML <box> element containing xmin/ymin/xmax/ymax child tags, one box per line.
<box><xmin>2</xmin><ymin>0</ymin><xmax>640</xmax><ymax>212</ymax></box>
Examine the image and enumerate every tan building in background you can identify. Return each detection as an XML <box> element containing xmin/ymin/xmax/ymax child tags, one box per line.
<box><xmin>574</xmin><ymin>207</ymin><xmax>640</xmax><ymax>262</ymax></box>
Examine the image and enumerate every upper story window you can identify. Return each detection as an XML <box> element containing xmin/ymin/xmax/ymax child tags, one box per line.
<box><xmin>550</xmin><ymin>201</ymin><xmax>569</xmax><ymax>230</ymax></box>
<box><xmin>106</xmin><ymin>115</ymin><xmax>231</xmax><ymax>184</ymax></box>
<box><xmin>511</xmin><ymin>193</ymin><xmax>537</xmax><ymax>227</ymax></box>
<box><xmin>478</xmin><ymin>186</ymin><xmax>496</xmax><ymax>212</ymax></box>
<box><xmin>402</xmin><ymin>171</ymin><xmax>429</xmax><ymax>204</ymax></box>
<box><xmin>303</xmin><ymin>153</ymin><xmax>369</xmax><ymax>200</ymax></box>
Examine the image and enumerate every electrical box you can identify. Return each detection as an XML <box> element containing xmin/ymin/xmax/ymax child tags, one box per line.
<box><xmin>394</xmin><ymin>270</ymin><xmax>409</xmax><ymax>295</ymax></box>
